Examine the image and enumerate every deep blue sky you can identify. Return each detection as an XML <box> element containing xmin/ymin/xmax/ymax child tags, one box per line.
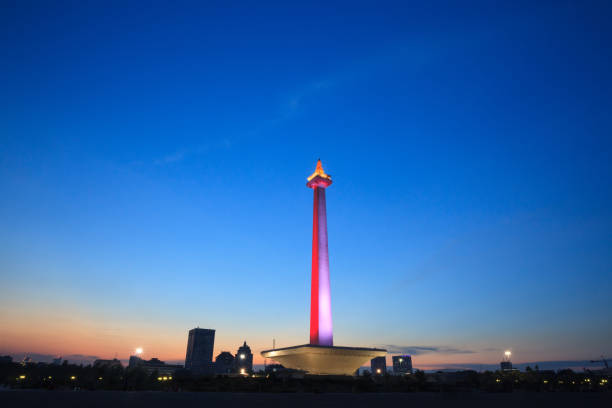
<box><xmin>1</xmin><ymin>1</ymin><xmax>611</xmax><ymax>367</ymax></box>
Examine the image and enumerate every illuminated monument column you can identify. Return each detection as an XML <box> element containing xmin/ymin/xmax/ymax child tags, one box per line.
<box><xmin>260</xmin><ymin>160</ymin><xmax>386</xmax><ymax>375</ymax></box>
<box><xmin>308</xmin><ymin>159</ymin><xmax>333</xmax><ymax>346</ymax></box>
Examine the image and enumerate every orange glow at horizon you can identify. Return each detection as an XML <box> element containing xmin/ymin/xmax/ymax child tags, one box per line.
<box><xmin>0</xmin><ymin>296</ymin><xmax>580</xmax><ymax>367</ymax></box>
<box><xmin>0</xmin><ymin>317</ymin><xmax>577</xmax><ymax>367</ymax></box>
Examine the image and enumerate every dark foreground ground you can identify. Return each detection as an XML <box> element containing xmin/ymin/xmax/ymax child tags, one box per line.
<box><xmin>1</xmin><ymin>390</ymin><xmax>611</xmax><ymax>408</ymax></box>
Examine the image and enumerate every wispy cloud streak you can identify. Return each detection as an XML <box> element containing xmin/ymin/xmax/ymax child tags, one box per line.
<box><xmin>383</xmin><ymin>344</ymin><xmax>476</xmax><ymax>355</ymax></box>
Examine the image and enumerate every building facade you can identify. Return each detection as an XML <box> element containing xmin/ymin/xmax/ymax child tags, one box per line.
<box><xmin>185</xmin><ymin>328</ymin><xmax>215</xmax><ymax>375</ymax></box>
<box><xmin>371</xmin><ymin>356</ymin><xmax>386</xmax><ymax>375</ymax></box>
<box><xmin>235</xmin><ymin>341</ymin><xmax>253</xmax><ymax>375</ymax></box>
<box><xmin>392</xmin><ymin>355</ymin><xmax>413</xmax><ymax>374</ymax></box>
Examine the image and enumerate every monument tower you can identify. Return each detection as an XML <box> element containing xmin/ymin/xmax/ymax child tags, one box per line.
<box><xmin>261</xmin><ymin>160</ymin><xmax>386</xmax><ymax>375</ymax></box>
<box><xmin>307</xmin><ymin>159</ymin><xmax>333</xmax><ymax>346</ymax></box>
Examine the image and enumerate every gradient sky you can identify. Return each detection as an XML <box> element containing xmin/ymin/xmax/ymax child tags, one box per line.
<box><xmin>1</xmin><ymin>1</ymin><xmax>611</xmax><ymax>369</ymax></box>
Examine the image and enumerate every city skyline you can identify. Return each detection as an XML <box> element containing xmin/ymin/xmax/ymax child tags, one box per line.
<box><xmin>1</xmin><ymin>1</ymin><xmax>611</xmax><ymax>371</ymax></box>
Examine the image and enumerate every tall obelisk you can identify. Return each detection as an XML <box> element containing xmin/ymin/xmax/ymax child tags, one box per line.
<box><xmin>307</xmin><ymin>159</ymin><xmax>333</xmax><ymax>346</ymax></box>
<box><xmin>260</xmin><ymin>159</ymin><xmax>386</xmax><ymax>375</ymax></box>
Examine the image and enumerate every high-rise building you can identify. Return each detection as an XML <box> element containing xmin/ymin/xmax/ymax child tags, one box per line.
<box><xmin>185</xmin><ymin>328</ymin><xmax>215</xmax><ymax>374</ymax></box>
<box><xmin>371</xmin><ymin>356</ymin><xmax>386</xmax><ymax>376</ymax></box>
<box><xmin>235</xmin><ymin>341</ymin><xmax>253</xmax><ymax>375</ymax></box>
<box><xmin>392</xmin><ymin>355</ymin><xmax>413</xmax><ymax>374</ymax></box>
<box><xmin>215</xmin><ymin>351</ymin><xmax>235</xmax><ymax>374</ymax></box>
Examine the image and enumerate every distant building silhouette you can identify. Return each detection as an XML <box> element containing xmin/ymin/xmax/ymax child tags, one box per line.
<box><xmin>265</xmin><ymin>363</ymin><xmax>285</xmax><ymax>374</ymax></box>
<box><xmin>501</xmin><ymin>350</ymin><xmax>513</xmax><ymax>371</ymax></box>
<box><xmin>128</xmin><ymin>355</ymin><xmax>143</xmax><ymax>368</ymax></box>
<box><xmin>93</xmin><ymin>358</ymin><xmax>123</xmax><ymax>369</ymax></box>
<box><xmin>371</xmin><ymin>356</ymin><xmax>386</xmax><ymax>375</ymax></box>
<box><xmin>235</xmin><ymin>341</ymin><xmax>253</xmax><ymax>375</ymax></box>
<box><xmin>215</xmin><ymin>351</ymin><xmax>235</xmax><ymax>374</ymax></box>
<box><xmin>52</xmin><ymin>356</ymin><xmax>63</xmax><ymax>365</ymax></box>
<box><xmin>128</xmin><ymin>356</ymin><xmax>182</xmax><ymax>375</ymax></box>
<box><xmin>0</xmin><ymin>355</ymin><xmax>12</xmax><ymax>364</ymax></box>
<box><xmin>392</xmin><ymin>355</ymin><xmax>412</xmax><ymax>374</ymax></box>
<box><xmin>185</xmin><ymin>328</ymin><xmax>215</xmax><ymax>375</ymax></box>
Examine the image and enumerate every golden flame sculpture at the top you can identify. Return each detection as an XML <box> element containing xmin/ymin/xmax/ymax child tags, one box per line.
<box><xmin>307</xmin><ymin>159</ymin><xmax>332</xmax><ymax>182</ymax></box>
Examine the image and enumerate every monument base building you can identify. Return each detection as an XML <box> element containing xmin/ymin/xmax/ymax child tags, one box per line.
<box><xmin>261</xmin><ymin>344</ymin><xmax>386</xmax><ymax>376</ymax></box>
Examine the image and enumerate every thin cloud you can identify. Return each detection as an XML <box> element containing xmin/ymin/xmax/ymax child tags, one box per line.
<box><xmin>383</xmin><ymin>345</ymin><xmax>476</xmax><ymax>355</ymax></box>
<box><xmin>154</xmin><ymin>150</ymin><xmax>186</xmax><ymax>165</ymax></box>
<box><xmin>245</xmin><ymin>79</ymin><xmax>336</xmax><ymax>137</ymax></box>
<box><xmin>152</xmin><ymin>143</ymin><xmax>216</xmax><ymax>166</ymax></box>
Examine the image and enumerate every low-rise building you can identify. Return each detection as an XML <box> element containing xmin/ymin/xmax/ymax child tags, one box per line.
<box><xmin>128</xmin><ymin>356</ymin><xmax>182</xmax><ymax>375</ymax></box>
<box><xmin>215</xmin><ymin>351</ymin><xmax>235</xmax><ymax>374</ymax></box>
<box><xmin>93</xmin><ymin>359</ymin><xmax>123</xmax><ymax>369</ymax></box>
<box><xmin>371</xmin><ymin>356</ymin><xmax>386</xmax><ymax>376</ymax></box>
<box><xmin>392</xmin><ymin>355</ymin><xmax>413</xmax><ymax>375</ymax></box>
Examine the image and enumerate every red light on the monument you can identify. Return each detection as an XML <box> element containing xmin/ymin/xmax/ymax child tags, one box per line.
<box><xmin>308</xmin><ymin>159</ymin><xmax>333</xmax><ymax>346</ymax></box>
<box><xmin>310</xmin><ymin>186</ymin><xmax>320</xmax><ymax>344</ymax></box>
